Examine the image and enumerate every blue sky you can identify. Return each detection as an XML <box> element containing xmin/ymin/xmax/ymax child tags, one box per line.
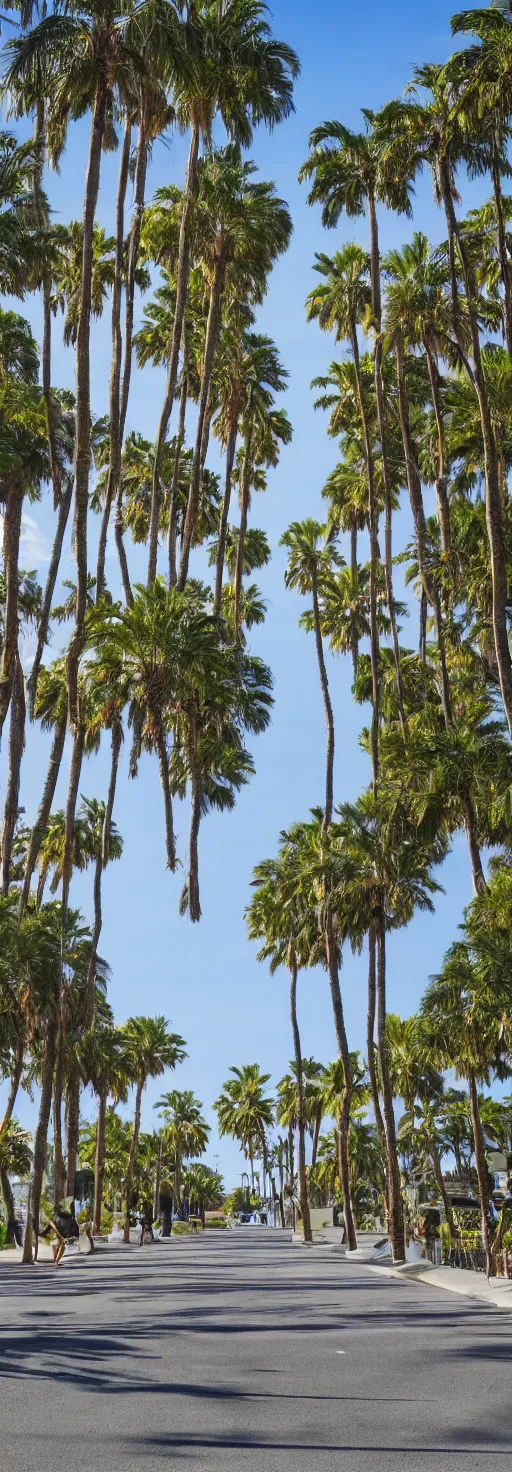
<box><xmin>0</xmin><ymin>0</ymin><xmax>492</xmax><ymax>1188</ymax></box>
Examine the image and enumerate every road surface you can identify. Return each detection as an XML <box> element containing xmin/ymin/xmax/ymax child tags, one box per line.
<box><xmin>1</xmin><ymin>1228</ymin><xmax>511</xmax><ymax>1470</ymax></box>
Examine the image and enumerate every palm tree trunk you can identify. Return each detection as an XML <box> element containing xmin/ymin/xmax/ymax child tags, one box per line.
<box><xmin>468</xmin><ymin>1071</ymin><xmax>491</xmax><ymax>1278</ymax></box>
<box><xmin>324</xmin><ymin>918</ymin><xmax>357</xmax><ymax>1251</ymax></box>
<box><xmin>93</xmin><ymin>1088</ymin><xmax>107</xmax><ymax>1234</ymax></box>
<box><xmin>430</xmin><ymin>1140</ymin><xmax>455</xmax><ymax>1239</ymax></box>
<box><xmin>120</xmin><ymin>116</ymin><xmax>148</xmax><ymax>438</ymax></box>
<box><xmin>188</xmin><ymin>757</ymin><xmax>202</xmax><ymax>923</ymax></box>
<box><xmin>154</xmin><ymin>716</ymin><xmax>176</xmax><ymax>870</ymax></box>
<box><xmin>425</xmin><ymin>343</ymin><xmax>451</xmax><ymax>555</ymax></box>
<box><xmin>65</xmin><ymin>1073</ymin><xmax>80</xmax><ymax>1200</ymax></box>
<box><xmin>1</xmin><ymin>655</ymin><xmax>25</xmax><ymax>896</ymax></box>
<box><xmin>1</xmin><ymin>1163</ymin><xmax>19</xmax><ymax>1246</ymax></box>
<box><xmin>168</xmin><ymin>365</ymin><xmax>188</xmax><ymax>589</ymax></box>
<box><xmin>150</xmin><ymin>123</ymin><xmax>200</xmax><ymax>580</ymax></box>
<box><xmin>491</xmin><ymin>144</ymin><xmax>512</xmax><ymax>363</ymax></box>
<box><xmin>52</xmin><ymin>1020</ymin><xmax>66</xmax><ymax>1208</ymax></box>
<box><xmin>349</xmin><ymin>522</ymin><xmax>359</xmax><ymax>681</ymax></box>
<box><xmin>69</xmin><ymin>80</ymin><xmax>107</xmax><ymax>729</ymax></box>
<box><xmin>61</xmin><ymin>718</ymin><xmax>85</xmax><ymax>918</ymax></box>
<box><xmin>214</xmin><ymin>424</ymin><xmax>237</xmax><ymax>615</ymax></box>
<box><xmin>153</xmin><ymin>1134</ymin><xmax>163</xmax><ymax>1223</ymax></box>
<box><xmin>311</xmin><ymin>572</ymin><xmax>335</xmax><ymax>828</ymax></box>
<box><xmin>287</xmin><ymin>1124</ymin><xmax>295</xmax><ymax>1229</ymax></box>
<box><xmin>0</xmin><ymin>1034</ymin><xmax>24</xmax><ymax>1140</ymax></box>
<box><xmin>177</xmin><ymin>259</ymin><xmax>226</xmax><ymax>591</ymax></box>
<box><xmin>19</xmin><ymin>711</ymin><xmax>67</xmax><ymax>917</ymax></box>
<box><xmin>41</xmin><ymin>275</ymin><xmax>61</xmax><ymax>511</ymax></box>
<box><xmin>463</xmin><ymin>793</ymin><xmax>487</xmax><ymax>897</ymax></box>
<box><xmin>349</xmin><ymin>319</ymin><xmax>384</xmax><ymax>783</ymax></box>
<box><xmin>289</xmin><ymin>959</ymin><xmax>312</xmax><ymax>1242</ymax></box>
<box><xmin>23</xmin><ymin>1013</ymin><xmax>57</xmax><ymax>1263</ymax></box>
<box><xmin>441</xmin><ymin>167</ymin><xmax>512</xmax><ymax>737</ymax></box>
<box><xmin>86</xmin><ymin>852</ymin><xmax>102</xmax><ymax>1020</ymax></box>
<box><xmin>311</xmin><ymin>1110</ymin><xmax>322</xmax><ymax>1169</ymax></box>
<box><xmin>114</xmin><ymin>492</ymin><xmax>134</xmax><ymax>608</ymax></box>
<box><xmin>86</xmin><ymin>723</ymin><xmax>122</xmax><ymax>1017</ymax></box>
<box><xmin>419</xmin><ymin>589</ymin><xmax>427</xmax><ymax>669</ymax></box>
<box><xmin>33</xmin><ymin>90</ymin><xmax>61</xmax><ymax>517</ymax></box>
<box><xmin>233</xmin><ymin>420</ymin><xmax>254</xmax><ymax>636</ymax></box>
<box><xmin>102</xmin><ymin>720</ymin><xmax>122</xmax><ymax>866</ymax></box>
<box><xmin>124</xmin><ymin>1077</ymin><xmax>143</xmax><ymax>1242</ymax></box>
<box><xmin>395</xmin><ymin>334</ymin><xmax>452</xmax><ymax>728</ymax></box>
<box><xmin>375</xmin><ymin>908</ymin><xmax>405</xmax><ymax>1262</ymax></box>
<box><xmin>363</xmin><ymin>202</ymin><xmax>406</xmax><ymax>742</ymax></box>
<box><xmin>27</xmin><ymin>478</ymin><xmax>73</xmax><ymax>716</ymax></box>
<box><xmin>97</xmin><ymin>114</ymin><xmax>132</xmax><ymax>599</ymax></box>
<box><xmin>0</xmin><ymin>477</ymin><xmax>23</xmax><ymax>740</ymax></box>
<box><xmin>366</xmin><ymin>924</ymin><xmax>388</xmax><ymax>1176</ymax></box>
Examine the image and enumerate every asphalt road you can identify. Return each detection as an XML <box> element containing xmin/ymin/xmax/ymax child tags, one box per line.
<box><xmin>1</xmin><ymin>1228</ymin><xmax>512</xmax><ymax>1470</ymax></box>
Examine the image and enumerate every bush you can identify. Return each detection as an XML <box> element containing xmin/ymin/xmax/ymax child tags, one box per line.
<box><xmin>0</xmin><ymin>1221</ymin><xmax>7</xmax><ymax>1250</ymax></box>
<box><xmin>205</xmin><ymin>1217</ymin><xmax>228</xmax><ymax>1229</ymax></box>
<box><xmin>172</xmin><ymin>1221</ymin><xmax>193</xmax><ymax>1235</ymax></box>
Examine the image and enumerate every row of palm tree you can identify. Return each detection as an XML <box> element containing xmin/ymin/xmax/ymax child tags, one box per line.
<box><xmin>245</xmin><ymin>4</ymin><xmax>512</xmax><ymax>1267</ymax></box>
<box><xmin>0</xmin><ymin>0</ymin><xmax>299</xmax><ymax>1254</ymax></box>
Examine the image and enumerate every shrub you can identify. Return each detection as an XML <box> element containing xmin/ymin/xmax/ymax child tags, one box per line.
<box><xmin>0</xmin><ymin>1221</ymin><xmax>7</xmax><ymax>1249</ymax></box>
<box><xmin>172</xmin><ymin>1221</ymin><xmax>193</xmax><ymax>1235</ymax></box>
<box><xmin>205</xmin><ymin>1217</ymin><xmax>228</xmax><ymax>1229</ymax></box>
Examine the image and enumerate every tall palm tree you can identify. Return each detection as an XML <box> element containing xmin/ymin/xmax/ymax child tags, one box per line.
<box><xmin>300</xmin><ymin>116</ymin><xmax>414</xmax><ymax>765</ymax></box>
<box><xmin>149</xmin><ymin>0</ymin><xmax>299</xmax><ymax>559</ymax></box>
<box><xmin>80</xmin><ymin>1025</ymin><xmax>130</xmax><ymax>1233</ymax></box>
<box><xmin>233</xmin><ymin>338</ymin><xmax>291</xmax><ymax>637</ymax></box>
<box><xmin>375</xmin><ymin>65</ymin><xmax>512</xmax><ymax>738</ymax></box>
<box><xmin>247</xmin><ymin>849</ymin><xmax>314</xmax><ymax>1242</ymax></box>
<box><xmin>121</xmin><ymin>1014</ymin><xmax>186</xmax><ymax>1241</ymax></box>
<box><xmin>175</xmin><ymin>148</ymin><xmax>292</xmax><ymax>590</ymax></box>
<box><xmin>281</xmin><ymin>520</ymin><xmax>341</xmax><ymax>828</ymax></box>
<box><xmin>155</xmin><ymin>1088</ymin><xmax>209</xmax><ymax>1221</ymax></box>
<box><xmin>214</xmin><ymin>1064</ymin><xmax>273</xmax><ymax>1190</ymax></box>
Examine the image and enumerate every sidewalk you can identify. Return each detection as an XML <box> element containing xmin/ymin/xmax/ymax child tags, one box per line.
<box><xmin>364</xmin><ymin>1258</ymin><xmax>512</xmax><ymax>1311</ymax></box>
<box><xmin>292</xmin><ymin>1228</ymin><xmax>512</xmax><ymax>1311</ymax></box>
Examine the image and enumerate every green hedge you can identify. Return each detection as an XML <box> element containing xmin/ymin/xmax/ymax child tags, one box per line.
<box><xmin>205</xmin><ymin>1218</ymin><xmax>228</xmax><ymax>1229</ymax></box>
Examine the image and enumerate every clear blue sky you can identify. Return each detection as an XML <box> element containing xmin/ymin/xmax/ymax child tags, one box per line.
<box><xmin>0</xmin><ymin>1</ymin><xmax>490</xmax><ymax>1188</ymax></box>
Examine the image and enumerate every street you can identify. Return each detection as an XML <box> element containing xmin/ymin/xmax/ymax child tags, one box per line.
<box><xmin>1</xmin><ymin>1228</ymin><xmax>511</xmax><ymax>1470</ymax></box>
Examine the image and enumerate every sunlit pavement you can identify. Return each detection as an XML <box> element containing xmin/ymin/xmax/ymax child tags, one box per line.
<box><xmin>1</xmin><ymin>1228</ymin><xmax>511</xmax><ymax>1470</ymax></box>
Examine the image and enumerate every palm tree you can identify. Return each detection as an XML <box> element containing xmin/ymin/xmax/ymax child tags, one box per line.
<box><xmin>0</xmin><ymin>1118</ymin><xmax>31</xmax><ymax>1246</ymax></box>
<box><xmin>234</xmin><ymin>338</ymin><xmax>291</xmax><ymax>637</ymax></box>
<box><xmin>80</xmin><ymin>1025</ymin><xmax>130</xmax><ymax>1233</ymax></box>
<box><xmin>329</xmin><ymin>797</ymin><xmax>443</xmax><ymax>1262</ymax></box>
<box><xmin>74</xmin><ymin>797</ymin><xmax>123</xmax><ymax>1018</ymax></box>
<box><xmin>300</xmin><ymin>116</ymin><xmax>414</xmax><ymax>765</ymax></box>
<box><xmin>175</xmin><ymin>148</ymin><xmax>292</xmax><ymax>590</ymax></box>
<box><xmin>155</xmin><ymin>1089</ymin><xmax>209</xmax><ymax>1223</ymax></box>
<box><xmin>281</xmin><ymin>520</ymin><xmax>341</xmax><ymax>828</ymax></box>
<box><xmin>149</xmin><ymin>0</ymin><xmax>299</xmax><ymax>561</ymax></box>
<box><xmin>121</xmin><ymin>1015</ymin><xmax>187</xmax><ymax>1242</ymax></box>
<box><xmin>375</xmin><ymin>65</ymin><xmax>512</xmax><ymax>738</ymax></box>
<box><xmin>214</xmin><ymin>1064</ymin><xmax>273</xmax><ymax>1191</ymax></box>
<box><xmin>22</xmin><ymin>903</ymin><xmax>84</xmax><ymax>1262</ymax></box>
<box><xmin>182</xmin><ymin>1162</ymin><xmax>223</xmax><ymax>1225</ymax></box>
<box><xmin>3</xmin><ymin>1</ymin><xmax>148</xmax><ymax>728</ymax></box>
<box><xmin>421</xmin><ymin>941</ymin><xmax>509</xmax><ymax>1277</ymax></box>
<box><xmin>247</xmin><ymin>849</ymin><xmax>314</xmax><ymax>1242</ymax></box>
